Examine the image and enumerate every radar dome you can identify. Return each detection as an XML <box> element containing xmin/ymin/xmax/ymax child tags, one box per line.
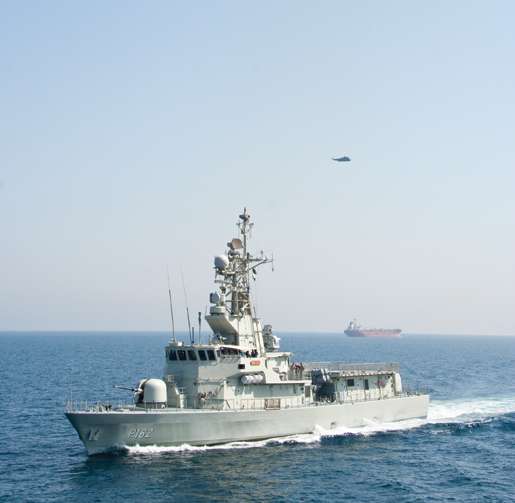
<box><xmin>214</xmin><ymin>254</ymin><xmax>229</xmax><ymax>270</ymax></box>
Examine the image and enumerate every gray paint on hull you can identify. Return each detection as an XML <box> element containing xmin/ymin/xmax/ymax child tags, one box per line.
<box><xmin>66</xmin><ymin>395</ymin><xmax>429</xmax><ymax>455</ymax></box>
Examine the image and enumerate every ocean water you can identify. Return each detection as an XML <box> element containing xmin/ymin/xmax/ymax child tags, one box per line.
<box><xmin>1</xmin><ymin>332</ymin><xmax>514</xmax><ymax>503</ymax></box>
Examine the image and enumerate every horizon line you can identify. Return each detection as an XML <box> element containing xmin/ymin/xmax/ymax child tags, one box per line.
<box><xmin>0</xmin><ymin>330</ymin><xmax>514</xmax><ymax>337</ymax></box>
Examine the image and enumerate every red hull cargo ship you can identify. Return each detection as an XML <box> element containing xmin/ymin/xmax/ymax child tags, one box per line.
<box><xmin>345</xmin><ymin>319</ymin><xmax>401</xmax><ymax>338</ymax></box>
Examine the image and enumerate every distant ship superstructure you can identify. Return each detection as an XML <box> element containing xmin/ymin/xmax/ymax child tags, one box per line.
<box><xmin>65</xmin><ymin>209</ymin><xmax>427</xmax><ymax>454</ymax></box>
<box><xmin>345</xmin><ymin>319</ymin><xmax>402</xmax><ymax>338</ymax></box>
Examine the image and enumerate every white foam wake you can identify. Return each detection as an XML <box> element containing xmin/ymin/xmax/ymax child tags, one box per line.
<box><xmin>124</xmin><ymin>396</ymin><xmax>515</xmax><ymax>455</ymax></box>
<box><xmin>427</xmin><ymin>396</ymin><xmax>515</xmax><ymax>423</ymax></box>
<box><xmin>124</xmin><ymin>432</ymin><xmax>319</xmax><ymax>455</ymax></box>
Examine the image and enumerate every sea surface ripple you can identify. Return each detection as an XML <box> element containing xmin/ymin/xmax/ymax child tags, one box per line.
<box><xmin>0</xmin><ymin>332</ymin><xmax>514</xmax><ymax>502</ymax></box>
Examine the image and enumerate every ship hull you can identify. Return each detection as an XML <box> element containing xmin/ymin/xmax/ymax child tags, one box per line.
<box><xmin>66</xmin><ymin>394</ymin><xmax>429</xmax><ymax>455</ymax></box>
<box><xmin>344</xmin><ymin>329</ymin><xmax>402</xmax><ymax>338</ymax></box>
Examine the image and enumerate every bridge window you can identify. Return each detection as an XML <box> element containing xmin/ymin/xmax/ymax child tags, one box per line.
<box><xmin>169</xmin><ymin>350</ymin><xmax>177</xmax><ymax>361</ymax></box>
<box><xmin>207</xmin><ymin>350</ymin><xmax>216</xmax><ymax>361</ymax></box>
<box><xmin>198</xmin><ymin>350</ymin><xmax>207</xmax><ymax>361</ymax></box>
<box><xmin>364</xmin><ymin>379</ymin><xmax>369</xmax><ymax>390</ymax></box>
<box><xmin>346</xmin><ymin>379</ymin><xmax>355</xmax><ymax>387</ymax></box>
<box><xmin>187</xmin><ymin>350</ymin><xmax>197</xmax><ymax>361</ymax></box>
<box><xmin>220</xmin><ymin>347</ymin><xmax>239</xmax><ymax>357</ymax></box>
<box><xmin>177</xmin><ymin>350</ymin><xmax>187</xmax><ymax>361</ymax></box>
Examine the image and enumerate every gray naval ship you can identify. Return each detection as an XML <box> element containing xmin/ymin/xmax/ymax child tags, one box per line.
<box><xmin>65</xmin><ymin>209</ymin><xmax>429</xmax><ymax>454</ymax></box>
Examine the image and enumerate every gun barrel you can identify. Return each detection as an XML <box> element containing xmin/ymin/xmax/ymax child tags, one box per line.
<box><xmin>113</xmin><ymin>385</ymin><xmax>137</xmax><ymax>392</ymax></box>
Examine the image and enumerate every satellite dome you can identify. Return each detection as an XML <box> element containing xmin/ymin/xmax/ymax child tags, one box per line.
<box><xmin>214</xmin><ymin>254</ymin><xmax>229</xmax><ymax>270</ymax></box>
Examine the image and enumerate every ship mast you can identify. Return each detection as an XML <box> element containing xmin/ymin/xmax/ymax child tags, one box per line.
<box><xmin>234</xmin><ymin>208</ymin><xmax>251</xmax><ymax>316</ymax></box>
<box><xmin>213</xmin><ymin>208</ymin><xmax>272</xmax><ymax>321</ymax></box>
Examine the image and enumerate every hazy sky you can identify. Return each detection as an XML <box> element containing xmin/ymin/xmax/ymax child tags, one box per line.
<box><xmin>1</xmin><ymin>2</ymin><xmax>514</xmax><ymax>335</ymax></box>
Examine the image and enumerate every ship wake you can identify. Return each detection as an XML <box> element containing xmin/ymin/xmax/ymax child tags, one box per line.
<box><xmin>122</xmin><ymin>396</ymin><xmax>515</xmax><ymax>456</ymax></box>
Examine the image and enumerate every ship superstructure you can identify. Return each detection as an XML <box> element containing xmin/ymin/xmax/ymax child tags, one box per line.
<box><xmin>65</xmin><ymin>209</ymin><xmax>428</xmax><ymax>454</ymax></box>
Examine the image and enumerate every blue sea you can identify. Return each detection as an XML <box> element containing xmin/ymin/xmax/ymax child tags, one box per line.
<box><xmin>1</xmin><ymin>332</ymin><xmax>515</xmax><ymax>503</ymax></box>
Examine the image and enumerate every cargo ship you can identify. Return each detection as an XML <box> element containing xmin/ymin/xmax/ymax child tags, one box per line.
<box><xmin>345</xmin><ymin>319</ymin><xmax>401</xmax><ymax>338</ymax></box>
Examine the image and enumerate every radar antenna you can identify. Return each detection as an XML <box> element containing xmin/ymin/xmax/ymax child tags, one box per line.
<box><xmin>213</xmin><ymin>208</ymin><xmax>273</xmax><ymax>320</ymax></box>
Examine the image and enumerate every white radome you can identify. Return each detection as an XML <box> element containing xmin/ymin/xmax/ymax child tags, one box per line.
<box><xmin>214</xmin><ymin>254</ymin><xmax>229</xmax><ymax>270</ymax></box>
<box><xmin>141</xmin><ymin>379</ymin><xmax>167</xmax><ymax>404</ymax></box>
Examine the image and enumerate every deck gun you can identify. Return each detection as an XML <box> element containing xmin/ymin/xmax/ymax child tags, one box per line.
<box><xmin>113</xmin><ymin>385</ymin><xmax>140</xmax><ymax>393</ymax></box>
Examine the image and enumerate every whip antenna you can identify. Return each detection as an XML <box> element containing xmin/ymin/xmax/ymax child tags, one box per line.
<box><xmin>198</xmin><ymin>311</ymin><xmax>202</xmax><ymax>345</ymax></box>
<box><xmin>167</xmin><ymin>268</ymin><xmax>176</xmax><ymax>342</ymax></box>
<box><xmin>181</xmin><ymin>270</ymin><xmax>193</xmax><ymax>344</ymax></box>
<box><xmin>205</xmin><ymin>305</ymin><xmax>210</xmax><ymax>343</ymax></box>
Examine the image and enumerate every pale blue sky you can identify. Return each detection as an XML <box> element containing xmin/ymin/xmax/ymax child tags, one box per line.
<box><xmin>1</xmin><ymin>1</ymin><xmax>514</xmax><ymax>334</ymax></box>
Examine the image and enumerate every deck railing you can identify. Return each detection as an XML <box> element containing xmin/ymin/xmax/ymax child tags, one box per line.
<box><xmin>302</xmin><ymin>362</ymin><xmax>400</xmax><ymax>373</ymax></box>
<box><xmin>65</xmin><ymin>400</ymin><xmax>165</xmax><ymax>413</ymax></box>
<box><xmin>289</xmin><ymin>362</ymin><xmax>400</xmax><ymax>380</ymax></box>
<box><xmin>65</xmin><ymin>389</ymin><xmax>426</xmax><ymax>414</ymax></box>
<box><xmin>198</xmin><ymin>395</ymin><xmax>306</xmax><ymax>411</ymax></box>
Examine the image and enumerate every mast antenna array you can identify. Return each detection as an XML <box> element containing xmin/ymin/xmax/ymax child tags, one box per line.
<box><xmin>213</xmin><ymin>208</ymin><xmax>273</xmax><ymax>320</ymax></box>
